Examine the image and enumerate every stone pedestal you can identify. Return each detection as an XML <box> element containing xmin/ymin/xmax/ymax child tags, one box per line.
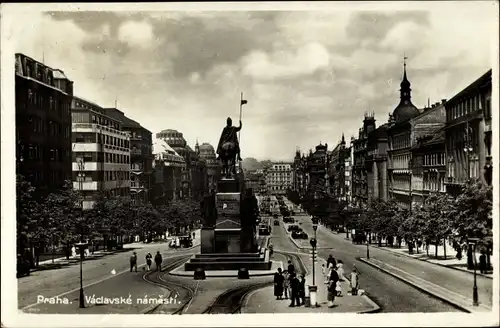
<box><xmin>200</xmin><ymin>228</ymin><xmax>215</xmax><ymax>253</ymax></box>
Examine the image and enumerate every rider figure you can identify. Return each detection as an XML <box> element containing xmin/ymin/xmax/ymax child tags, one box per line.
<box><xmin>216</xmin><ymin>117</ymin><xmax>243</xmax><ymax>162</ymax></box>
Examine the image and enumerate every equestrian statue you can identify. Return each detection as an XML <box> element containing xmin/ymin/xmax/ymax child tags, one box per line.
<box><xmin>216</xmin><ymin>117</ymin><xmax>242</xmax><ymax>178</ymax></box>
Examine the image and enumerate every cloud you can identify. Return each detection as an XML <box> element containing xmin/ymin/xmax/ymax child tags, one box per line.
<box><xmin>5</xmin><ymin>5</ymin><xmax>497</xmax><ymax>161</ymax></box>
<box><xmin>242</xmin><ymin>42</ymin><xmax>330</xmax><ymax>80</ymax></box>
<box><xmin>117</xmin><ymin>20</ymin><xmax>154</xmax><ymax>48</ymax></box>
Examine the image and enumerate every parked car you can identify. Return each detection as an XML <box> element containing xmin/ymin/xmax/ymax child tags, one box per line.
<box><xmin>292</xmin><ymin>231</ymin><xmax>309</xmax><ymax>239</ymax></box>
<box><xmin>259</xmin><ymin>224</ymin><xmax>271</xmax><ymax>235</ymax></box>
<box><xmin>287</xmin><ymin>225</ymin><xmax>300</xmax><ymax>232</ymax></box>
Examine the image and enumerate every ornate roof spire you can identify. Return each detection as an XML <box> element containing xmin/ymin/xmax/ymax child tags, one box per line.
<box><xmin>400</xmin><ymin>53</ymin><xmax>411</xmax><ymax>94</ymax></box>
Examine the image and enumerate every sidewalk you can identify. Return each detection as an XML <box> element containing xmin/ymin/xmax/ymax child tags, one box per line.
<box><xmin>242</xmin><ymin>252</ymin><xmax>379</xmax><ymax>313</ymax></box>
<box><xmin>372</xmin><ymin>242</ymin><xmax>494</xmax><ymax>279</ymax></box>
<box><xmin>32</xmin><ymin>229</ymin><xmax>201</xmax><ymax>272</ymax></box>
<box><xmin>359</xmin><ymin>257</ymin><xmax>491</xmax><ymax>313</ymax></box>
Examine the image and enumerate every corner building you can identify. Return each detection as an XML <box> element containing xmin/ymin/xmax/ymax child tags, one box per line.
<box><xmin>15</xmin><ymin>53</ymin><xmax>73</xmax><ymax>196</ymax></box>
<box><xmin>71</xmin><ymin>97</ymin><xmax>130</xmax><ymax>209</ymax></box>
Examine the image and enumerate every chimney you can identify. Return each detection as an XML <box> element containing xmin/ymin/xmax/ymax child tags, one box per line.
<box><xmin>441</xmin><ymin>99</ymin><xmax>447</xmax><ymax>104</ymax></box>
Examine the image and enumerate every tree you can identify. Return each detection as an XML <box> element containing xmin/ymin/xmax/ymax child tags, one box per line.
<box><xmin>450</xmin><ymin>179</ymin><xmax>493</xmax><ymax>269</ymax></box>
<box><xmin>286</xmin><ymin>188</ymin><xmax>301</xmax><ymax>206</ymax></box>
<box><xmin>16</xmin><ymin>174</ymin><xmax>38</xmax><ymax>254</ymax></box>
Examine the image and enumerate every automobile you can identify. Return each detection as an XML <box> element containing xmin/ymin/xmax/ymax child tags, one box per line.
<box><xmin>283</xmin><ymin>217</ymin><xmax>294</xmax><ymax>224</ymax></box>
<box><xmin>287</xmin><ymin>224</ymin><xmax>300</xmax><ymax>232</ymax></box>
<box><xmin>292</xmin><ymin>231</ymin><xmax>309</xmax><ymax>239</ymax></box>
<box><xmin>259</xmin><ymin>224</ymin><xmax>271</xmax><ymax>235</ymax></box>
<box><xmin>273</xmin><ymin>220</ymin><xmax>280</xmax><ymax>226</ymax></box>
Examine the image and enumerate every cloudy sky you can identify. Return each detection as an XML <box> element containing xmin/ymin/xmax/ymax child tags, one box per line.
<box><xmin>5</xmin><ymin>2</ymin><xmax>498</xmax><ymax>161</ymax></box>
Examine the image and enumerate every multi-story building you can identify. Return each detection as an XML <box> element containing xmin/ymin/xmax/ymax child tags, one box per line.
<box><xmin>365</xmin><ymin>121</ymin><xmax>389</xmax><ymax>202</ymax></box>
<box><xmin>327</xmin><ymin>135</ymin><xmax>351</xmax><ymax>202</ymax></box>
<box><xmin>292</xmin><ymin>149</ymin><xmax>309</xmax><ymax>198</ymax></box>
<box><xmin>104</xmin><ymin>108</ymin><xmax>153</xmax><ymax>206</ymax></box>
<box><xmin>307</xmin><ymin>143</ymin><xmax>329</xmax><ymax>194</ymax></box>
<box><xmin>265</xmin><ymin>162</ymin><xmax>293</xmax><ymax>195</ymax></box>
<box><xmin>244</xmin><ymin>171</ymin><xmax>265</xmax><ymax>195</ymax></box>
<box><xmin>151</xmin><ymin>138</ymin><xmax>185</xmax><ymax>205</ymax></box>
<box><xmin>351</xmin><ymin>114</ymin><xmax>375</xmax><ymax>206</ymax></box>
<box><xmin>196</xmin><ymin>142</ymin><xmax>219</xmax><ymax>194</ymax></box>
<box><xmin>15</xmin><ymin>53</ymin><xmax>73</xmax><ymax>196</ymax></box>
<box><xmin>156</xmin><ymin>129</ymin><xmax>208</xmax><ymax>200</ymax></box>
<box><xmin>444</xmin><ymin>70</ymin><xmax>493</xmax><ymax>196</ymax></box>
<box><xmin>71</xmin><ymin>97</ymin><xmax>130</xmax><ymax>209</ymax></box>
<box><xmin>411</xmin><ymin>127</ymin><xmax>447</xmax><ymax>205</ymax></box>
<box><xmin>344</xmin><ymin>143</ymin><xmax>354</xmax><ymax>205</ymax></box>
<box><xmin>387</xmin><ymin>60</ymin><xmax>446</xmax><ymax>209</ymax></box>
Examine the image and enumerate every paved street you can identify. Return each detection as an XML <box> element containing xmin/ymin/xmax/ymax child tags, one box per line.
<box><xmin>291</xmin><ymin>214</ymin><xmax>464</xmax><ymax>312</ymax></box>
<box><xmin>18</xmin><ymin>242</ymin><xmax>199</xmax><ymax>310</ymax></box>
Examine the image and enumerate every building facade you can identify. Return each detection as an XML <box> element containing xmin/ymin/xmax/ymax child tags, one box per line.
<box><xmin>444</xmin><ymin>70</ymin><xmax>493</xmax><ymax>196</ymax></box>
<box><xmin>292</xmin><ymin>149</ymin><xmax>309</xmax><ymax>198</ymax></box>
<box><xmin>327</xmin><ymin>135</ymin><xmax>351</xmax><ymax>202</ymax></box>
<box><xmin>344</xmin><ymin>143</ymin><xmax>354</xmax><ymax>205</ymax></box>
<box><xmin>365</xmin><ymin>122</ymin><xmax>389</xmax><ymax>202</ymax></box>
<box><xmin>197</xmin><ymin>142</ymin><xmax>219</xmax><ymax>194</ymax></box>
<box><xmin>244</xmin><ymin>171</ymin><xmax>265</xmax><ymax>195</ymax></box>
<box><xmin>15</xmin><ymin>53</ymin><xmax>73</xmax><ymax>196</ymax></box>
<box><xmin>71</xmin><ymin>97</ymin><xmax>130</xmax><ymax>209</ymax></box>
<box><xmin>151</xmin><ymin>138</ymin><xmax>185</xmax><ymax>205</ymax></box>
<box><xmin>265</xmin><ymin>162</ymin><xmax>293</xmax><ymax>195</ymax></box>
<box><xmin>156</xmin><ymin>129</ymin><xmax>208</xmax><ymax>200</ymax></box>
<box><xmin>104</xmin><ymin>108</ymin><xmax>153</xmax><ymax>206</ymax></box>
<box><xmin>351</xmin><ymin>115</ymin><xmax>375</xmax><ymax>206</ymax></box>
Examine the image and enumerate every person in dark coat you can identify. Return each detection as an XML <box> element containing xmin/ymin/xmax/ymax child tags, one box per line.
<box><xmin>479</xmin><ymin>252</ymin><xmax>487</xmax><ymax>274</ymax></box>
<box><xmin>287</xmin><ymin>260</ymin><xmax>295</xmax><ymax>276</ymax></box>
<box><xmin>273</xmin><ymin>268</ymin><xmax>284</xmax><ymax>300</ymax></box>
<box><xmin>327</xmin><ymin>254</ymin><xmax>337</xmax><ymax>269</ymax></box>
<box><xmin>289</xmin><ymin>273</ymin><xmax>301</xmax><ymax>307</ymax></box>
<box><xmin>327</xmin><ymin>266</ymin><xmax>339</xmax><ymax>308</ymax></box>
<box><xmin>129</xmin><ymin>252</ymin><xmax>138</xmax><ymax>272</ymax></box>
<box><xmin>298</xmin><ymin>274</ymin><xmax>306</xmax><ymax>305</ymax></box>
<box><xmin>154</xmin><ymin>251</ymin><xmax>162</xmax><ymax>272</ymax></box>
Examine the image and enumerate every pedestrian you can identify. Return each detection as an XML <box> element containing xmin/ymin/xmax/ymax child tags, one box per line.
<box><xmin>273</xmin><ymin>268</ymin><xmax>284</xmax><ymax>300</ymax></box>
<box><xmin>479</xmin><ymin>251</ymin><xmax>487</xmax><ymax>274</ymax></box>
<box><xmin>335</xmin><ymin>280</ymin><xmax>343</xmax><ymax>297</ymax></box>
<box><xmin>154</xmin><ymin>251</ymin><xmax>162</xmax><ymax>272</ymax></box>
<box><xmin>287</xmin><ymin>260</ymin><xmax>295</xmax><ymax>276</ymax></box>
<box><xmin>145</xmin><ymin>252</ymin><xmax>152</xmax><ymax>271</ymax></box>
<box><xmin>283</xmin><ymin>270</ymin><xmax>290</xmax><ymax>299</ymax></box>
<box><xmin>129</xmin><ymin>252</ymin><xmax>138</xmax><ymax>272</ymax></box>
<box><xmin>336</xmin><ymin>260</ymin><xmax>345</xmax><ymax>281</ymax></box>
<box><xmin>299</xmin><ymin>274</ymin><xmax>306</xmax><ymax>305</ymax></box>
<box><xmin>327</xmin><ymin>254</ymin><xmax>337</xmax><ymax>269</ymax></box>
<box><xmin>350</xmin><ymin>265</ymin><xmax>360</xmax><ymax>296</ymax></box>
<box><xmin>327</xmin><ymin>265</ymin><xmax>339</xmax><ymax>308</ymax></box>
<box><xmin>289</xmin><ymin>273</ymin><xmax>301</xmax><ymax>307</ymax></box>
<box><xmin>321</xmin><ymin>263</ymin><xmax>326</xmax><ymax>276</ymax></box>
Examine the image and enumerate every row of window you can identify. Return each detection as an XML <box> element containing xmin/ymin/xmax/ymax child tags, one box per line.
<box><xmin>391</xmin><ymin>175</ymin><xmax>411</xmax><ymax>191</ymax></box>
<box><xmin>390</xmin><ymin>132</ymin><xmax>411</xmax><ymax>150</ymax></box>
<box><xmin>26</xmin><ymin>116</ymin><xmax>71</xmax><ymax>138</ymax></box>
<box><xmin>447</xmin><ymin>94</ymin><xmax>489</xmax><ymax>121</ymax></box>
<box><xmin>24</xmin><ymin>169</ymin><xmax>68</xmax><ymax>186</ymax></box>
<box><xmin>424</xmin><ymin>153</ymin><xmax>446</xmax><ymax>166</ymax></box>
<box><xmin>423</xmin><ymin>173</ymin><xmax>446</xmax><ymax>192</ymax></box>
<box><xmin>25</xmin><ymin>89</ymin><xmax>71</xmax><ymax>114</ymax></box>
<box><xmin>20</xmin><ymin>144</ymin><xmax>70</xmax><ymax>162</ymax></box>
<box><xmin>392</xmin><ymin>154</ymin><xmax>411</xmax><ymax>169</ymax></box>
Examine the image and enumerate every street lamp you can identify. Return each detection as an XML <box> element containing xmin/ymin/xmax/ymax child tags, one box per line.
<box><xmin>309</xmin><ymin>216</ymin><xmax>319</xmax><ymax>307</ymax></box>
<box><xmin>75</xmin><ymin>241</ymin><xmax>88</xmax><ymax>308</ymax></box>
<box><xmin>365</xmin><ymin>229</ymin><xmax>370</xmax><ymax>259</ymax></box>
<box><xmin>468</xmin><ymin>237</ymin><xmax>479</xmax><ymax>306</ymax></box>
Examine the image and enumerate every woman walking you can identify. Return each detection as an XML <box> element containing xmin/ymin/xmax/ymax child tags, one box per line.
<box><xmin>350</xmin><ymin>265</ymin><xmax>360</xmax><ymax>295</ymax></box>
<box><xmin>283</xmin><ymin>270</ymin><xmax>291</xmax><ymax>299</ymax></box>
<box><xmin>327</xmin><ymin>265</ymin><xmax>339</xmax><ymax>308</ymax></box>
<box><xmin>274</xmin><ymin>268</ymin><xmax>284</xmax><ymax>300</ymax></box>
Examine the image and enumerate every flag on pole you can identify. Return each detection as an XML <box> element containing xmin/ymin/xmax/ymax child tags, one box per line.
<box><xmin>241</xmin><ymin>99</ymin><xmax>248</xmax><ymax>105</ymax></box>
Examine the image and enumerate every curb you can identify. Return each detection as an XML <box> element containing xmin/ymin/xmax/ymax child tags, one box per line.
<box><xmin>358</xmin><ymin>295</ymin><xmax>381</xmax><ymax>314</ymax></box>
<box><xmin>372</xmin><ymin>245</ymin><xmax>494</xmax><ymax>280</ymax></box>
<box><xmin>358</xmin><ymin>257</ymin><xmax>489</xmax><ymax>313</ymax></box>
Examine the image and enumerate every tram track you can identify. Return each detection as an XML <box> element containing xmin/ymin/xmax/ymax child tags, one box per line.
<box><xmin>142</xmin><ymin>254</ymin><xmax>195</xmax><ymax>314</ymax></box>
<box><xmin>201</xmin><ymin>251</ymin><xmax>307</xmax><ymax>314</ymax></box>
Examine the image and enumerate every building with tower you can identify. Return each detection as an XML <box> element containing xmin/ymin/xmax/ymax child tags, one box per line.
<box><xmin>387</xmin><ymin>58</ymin><xmax>447</xmax><ymax>209</ymax></box>
<box><xmin>327</xmin><ymin>134</ymin><xmax>351</xmax><ymax>202</ymax></box>
<box><xmin>151</xmin><ymin>138</ymin><xmax>185</xmax><ymax>204</ymax></box>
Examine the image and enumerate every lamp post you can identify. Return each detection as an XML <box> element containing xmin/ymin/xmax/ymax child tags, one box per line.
<box><xmin>308</xmin><ymin>216</ymin><xmax>319</xmax><ymax>307</ymax></box>
<box><xmin>76</xmin><ymin>241</ymin><xmax>88</xmax><ymax>308</ymax></box>
<box><xmin>365</xmin><ymin>229</ymin><xmax>370</xmax><ymax>259</ymax></box>
<box><xmin>468</xmin><ymin>237</ymin><xmax>479</xmax><ymax>306</ymax></box>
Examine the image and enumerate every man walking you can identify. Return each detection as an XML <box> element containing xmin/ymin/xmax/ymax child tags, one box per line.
<box><xmin>145</xmin><ymin>252</ymin><xmax>152</xmax><ymax>271</ymax></box>
<box><xmin>289</xmin><ymin>273</ymin><xmax>301</xmax><ymax>307</ymax></box>
<box><xmin>129</xmin><ymin>252</ymin><xmax>138</xmax><ymax>272</ymax></box>
<box><xmin>154</xmin><ymin>251</ymin><xmax>162</xmax><ymax>272</ymax></box>
<box><xmin>287</xmin><ymin>260</ymin><xmax>295</xmax><ymax>276</ymax></box>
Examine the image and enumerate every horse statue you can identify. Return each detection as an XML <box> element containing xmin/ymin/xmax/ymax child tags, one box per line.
<box><xmin>216</xmin><ymin>117</ymin><xmax>242</xmax><ymax>179</ymax></box>
<box><xmin>219</xmin><ymin>141</ymin><xmax>237</xmax><ymax>178</ymax></box>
